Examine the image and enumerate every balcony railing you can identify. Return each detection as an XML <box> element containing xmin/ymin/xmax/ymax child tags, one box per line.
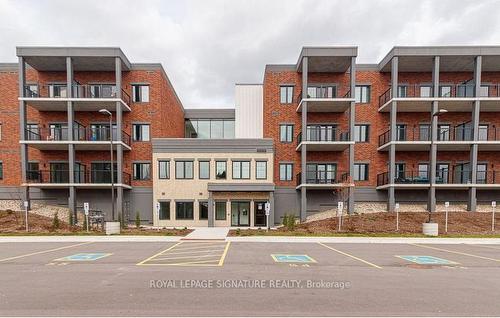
<box><xmin>378</xmin><ymin>126</ymin><xmax>500</xmax><ymax>146</ymax></box>
<box><xmin>296</xmin><ymin>171</ymin><xmax>349</xmax><ymax>186</ymax></box>
<box><xmin>25</xmin><ymin>126</ymin><xmax>131</xmax><ymax>146</ymax></box>
<box><xmin>378</xmin><ymin>83</ymin><xmax>500</xmax><ymax>108</ymax></box>
<box><xmin>26</xmin><ymin>170</ymin><xmax>131</xmax><ymax>185</ymax></box>
<box><xmin>297</xmin><ymin>127</ymin><xmax>349</xmax><ymax>144</ymax></box>
<box><xmin>24</xmin><ymin>84</ymin><xmax>131</xmax><ymax>105</ymax></box>
<box><xmin>298</xmin><ymin>86</ymin><xmax>352</xmax><ymax>103</ymax></box>
<box><xmin>376</xmin><ymin>170</ymin><xmax>499</xmax><ymax>186</ymax></box>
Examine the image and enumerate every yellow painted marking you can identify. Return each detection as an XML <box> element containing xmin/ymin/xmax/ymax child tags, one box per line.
<box><xmin>167</xmin><ymin>244</ymin><xmax>227</xmax><ymax>252</ymax></box>
<box><xmin>218</xmin><ymin>241</ymin><xmax>231</xmax><ymax>266</ymax></box>
<box><xmin>156</xmin><ymin>259</ymin><xmax>221</xmax><ymax>266</ymax></box>
<box><xmin>159</xmin><ymin>248</ymin><xmax>226</xmax><ymax>256</ymax></box>
<box><xmin>318</xmin><ymin>242</ymin><xmax>382</xmax><ymax>269</ymax></box>
<box><xmin>411</xmin><ymin>243</ymin><xmax>500</xmax><ymax>263</ymax></box>
<box><xmin>0</xmin><ymin>242</ymin><xmax>93</xmax><ymax>263</ymax></box>
<box><xmin>136</xmin><ymin>242</ymin><xmax>182</xmax><ymax>265</ymax></box>
<box><xmin>154</xmin><ymin>254</ymin><xmax>222</xmax><ymax>261</ymax></box>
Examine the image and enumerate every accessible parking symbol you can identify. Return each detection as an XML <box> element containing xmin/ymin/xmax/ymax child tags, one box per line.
<box><xmin>54</xmin><ymin>253</ymin><xmax>112</xmax><ymax>261</ymax></box>
<box><xmin>271</xmin><ymin>254</ymin><xmax>316</xmax><ymax>263</ymax></box>
<box><xmin>396</xmin><ymin>255</ymin><xmax>458</xmax><ymax>265</ymax></box>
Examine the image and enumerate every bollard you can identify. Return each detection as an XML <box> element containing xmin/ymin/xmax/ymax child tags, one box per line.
<box><xmin>395</xmin><ymin>203</ymin><xmax>400</xmax><ymax>231</ymax></box>
<box><xmin>444</xmin><ymin>202</ymin><xmax>450</xmax><ymax>234</ymax></box>
<box><xmin>492</xmin><ymin>201</ymin><xmax>497</xmax><ymax>232</ymax></box>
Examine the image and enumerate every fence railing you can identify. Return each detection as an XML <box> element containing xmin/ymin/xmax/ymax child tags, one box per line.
<box><xmin>298</xmin><ymin>86</ymin><xmax>351</xmax><ymax>103</ymax></box>
<box><xmin>26</xmin><ymin>170</ymin><xmax>131</xmax><ymax>185</ymax></box>
<box><xmin>24</xmin><ymin>84</ymin><xmax>131</xmax><ymax>105</ymax></box>
<box><xmin>296</xmin><ymin>171</ymin><xmax>349</xmax><ymax>186</ymax></box>
<box><xmin>25</xmin><ymin>126</ymin><xmax>131</xmax><ymax>146</ymax></box>
<box><xmin>297</xmin><ymin>126</ymin><xmax>349</xmax><ymax>144</ymax></box>
<box><xmin>376</xmin><ymin>170</ymin><xmax>499</xmax><ymax>186</ymax></box>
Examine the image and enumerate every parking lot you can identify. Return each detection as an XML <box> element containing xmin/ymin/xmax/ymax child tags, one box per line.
<box><xmin>1</xmin><ymin>240</ymin><xmax>499</xmax><ymax>316</ymax></box>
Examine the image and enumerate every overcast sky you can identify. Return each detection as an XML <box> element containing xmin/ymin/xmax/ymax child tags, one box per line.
<box><xmin>1</xmin><ymin>0</ymin><xmax>500</xmax><ymax>108</ymax></box>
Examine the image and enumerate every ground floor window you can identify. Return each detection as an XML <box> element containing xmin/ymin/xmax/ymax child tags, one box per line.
<box><xmin>176</xmin><ymin>201</ymin><xmax>194</xmax><ymax>220</ymax></box>
<box><xmin>215</xmin><ymin>201</ymin><xmax>227</xmax><ymax>220</ymax></box>
<box><xmin>159</xmin><ymin>201</ymin><xmax>170</xmax><ymax>220</ymax></box>
<box><xmin>199</xmin><ymin>201</ymin><xmax>208</xmax><ymax>220</ymax></box>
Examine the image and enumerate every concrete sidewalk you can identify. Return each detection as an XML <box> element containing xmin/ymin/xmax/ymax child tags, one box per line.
<box><xmin>181</xmin><ymin>227</ymin><xmax>229</xmax><ymax>240</ymax></box>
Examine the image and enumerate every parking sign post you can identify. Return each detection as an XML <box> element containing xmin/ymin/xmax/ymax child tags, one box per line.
<box><xmin>492</xmin><ymin>201</ymin><xmax>496</xmax><ymax>232</ymax></box>
<box><xmin>265</xmin><ymin>202</ymin><xmax>270</xmax><ymax>231</ymax></box>
<box><xmin>23</xmin><ymin>201</ymin><xmax>29</xmax><ymax>232</ymax></box>
<box><xmin>84</xmin><ymin>202</ymin><xmax>90</xmax><ymax>232</ymax></box>
<box><xmin>395</xmin><ymin>203</ymin><xmax>400</xmax><ymax>231</ymax></box>
<box><xmin>445</xmin><ymin>201</ymin><xmax>450</xmax><ymax>233</ymax></box>
<box><xmin>337</xmin><ymin>201</ymin><xmax>343</xmax><ymax>231</ymax></box>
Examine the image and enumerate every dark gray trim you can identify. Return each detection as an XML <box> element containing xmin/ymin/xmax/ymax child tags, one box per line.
<box><xmin>207</xmin><ymin>183</ymin><xmax>275</xmax><ymax>192</ymax></box>
<box><xmin>265</xmin><ymin>64</ymin><xmax>295</xmax><ymax>72</ymax></box>
<box><xmin>0</xmin><ymin>63</ymin><xmax>18</xmax><ymax>71</ymax></box>
<box><xmin>184</xmin><ymin>109</ymin><xmax>235</xmax><ymax>119</ymax></box>
<box><xmin>153</xmin><ymin>138</ymin><xmax>274</xmax><ymax>153</ymax></box>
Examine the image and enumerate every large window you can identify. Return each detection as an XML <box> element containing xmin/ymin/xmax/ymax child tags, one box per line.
<box><xmin>418</xmin><ymin>163</ymin><xmax>429</xmax><ymax>179</ymax></box>
<box><xmin>132</xmin><ymin>85</ymin><xmax>149</xmax><ymax>102</ymax></box>
<box><xmin>279</xmin><ymin>124</ymin><xmax>293</xmax><ymax>143</ymax></box>
<box><xmin>215</xmin><ymin>201</ymin><xmax>227</xmax><ymax>220</ymax></box>
<box><xmin>420</xmin><ymin>86</ymin><xmax>432</xmax><ymax>97</ymax></box>
<box><xmin>280</xmin><ymin>86</ymin><xmax>294</xmax><ymax>104</ymax></box>
<box><xmin>132</xmin><ymin>124</ymin><xmax>150</xmax><ymax>141</ymax></box>
<box><xmin>216</xmin><ymin>161</ymin><xmax>227</xmax><ymax>179</ymax></box>
<box><xmin>0</xmin><ymin>162</ymin><xmax>3</xmax><ymax>180</ymax></box>
<box><xmin>256</xmin><ymin>161</ymin><xmax>267</xmax><ymax>180</ymax></box>
<box><xmin>175</xmin><ymin>161</ymin><xmax>194</xmax><ymax>179</ymax></box>
<box><xmin>158</xmin><ymin>160</ymin><xmax>170</xmax><ymax>179</ymax></box>
<box><xmin>133</xmin><ymin>163</ymin><xmax>151</xmax><ymax>180</ymax></box>
<box><xmin>199</xmin><ymin>201</ymin><xmax>208</xmax><ymax>220</ymax></box>
<box><xmin>232</xmin><ymin>161</ymin><xmax>250</xmax><ymax>179</ymax></box>
<box><xmin>199</xmin><ymin>161</ymin><xmax>210</xmax><ymax>179</ymax></box>
<box><xmin>354</xmin><ymin>125</ymin><xmax>369</xmax><ymax>142</ymax></box>
<box><xmin>176</xmin><ymin>202</ymin><xmax>194</xmax><ymax>220</ymax></box>
<box><xmin>354</xmin><ymin>163</ymin><xmax>369</xmax><ymax>181</ymax></box>
<box><xmin>307</xmin><ymin>85</ymin><xmax>336</xmax><ymax>98</ymax></box>
<box><xmin>184</xmin><ymin>119</ymin><xmax>235</xmax><ymax>139</ymax></box>
<box><xmin>355</xmin><ymin>85</ymin><xmax>371</xmax><ymax>103</ymax></box>
<box><xmin>279</xmin><ymin>163</ymin><xmax>293</xmax><ymax>181</ymax></box>
<box><xmin>158</xmin><ymin>201</ymin><xmax>170</xmax><ymax>220</ymax></box>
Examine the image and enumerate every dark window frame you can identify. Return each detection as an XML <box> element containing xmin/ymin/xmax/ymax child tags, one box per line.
<box><xmin>158</xmin><ymin>201</ymin><xmax>170</xmax><ymax>220</ymax></box>
<box><xmin>216</xmin><ymin>161</ymin><xmax>227</xmax><ymax>180</ymax></box>
<box><xmin>158</xmin><ymin>160</ymin><xmax>170</xmax><ymax>179</ymax></box>
<box><xmin>354</xmin><ymin>163</ymin><xmax>369</xmax><ymax>181</ymax></box>
<box><xmin>354</xmin><ymin>124</ymin><xmax>370</xmax><ymax>143</ymax></box>
<box><xmin>175</xmin><ymin>161</ymin><xmax>194</xmax><ymax>180</ymax></box>
<box><xmin>255</xmin><ymin>161</ymin><xmax>267</xmax><ymax>180</ymax></box>
<box><xmin>280</xmin><ymin>85</ymin><xmax>294</xmax><ymax>104</ymax></box>
<box><xmin>132</xmin><ymin>84</ymin><xmax>150</xmax><ymax>103</ymax></box>
<box><xmin>355</xmin><ymin>85</ymin><xmax>371</xmax><ymax>103</ymax></box>
<box><xmin>199</xmin><ymin>201</ymin><xmax>209</xmax><ymax>220</ymax></box>
<box><xmin>279</xmin><ymin>163</ymin><xmax>293</xmax><ymax>181</ymax></box>
<box><xmin>232</xmin><ymin>161</ymin><xmax>251</xmax><ymax>180</ymax></box>
<box><xmin>198</xmin><ymin>161</ymin><xmax>210</xmax><ymax>180</ymax></box>
<box><xmin>215</xmin><ymin>201</ymin><xmax>227</xmax><ymax>220</ymax></box>
<box><xmin>175</xmin><ymin>201</ymin><xmax>194</xmax><ymax>220</ymax></box>
<box><xmin>279</xmin><ymin>124</ymin><xmax>294</xmax><ymax>143</ymax></box>
<box><xmin>132</xmin><ymin>123</ymin><xmax>150</xmax><ymax>142</ymax></box>
<box><xmin>132</xmin><ymin>162</ymin><xmax>151</xmax><ymax>180</ymax></box>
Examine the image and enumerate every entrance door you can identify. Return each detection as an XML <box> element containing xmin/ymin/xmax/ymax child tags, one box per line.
<box><xmin>231</xmin><ymin>201</ymin><xmax>250</xmax><ymax>226</ymax></box>
<box><xmin>254</xmin><ymin>201</ymin><xmax>267</xmax><ymax>227</ymax></box>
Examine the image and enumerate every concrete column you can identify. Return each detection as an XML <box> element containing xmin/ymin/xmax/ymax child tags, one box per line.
<box><xmin>18</xmin><ymin>57</ymin><xmax>30</xmax><ymax>209</ymax></box>
<box><xmin>66</xmin><ymin>57</ymin><xmax>77</xmax><ymax>224</ymax></box>
<box><xmin>300</xmin><ymin>56</ymin><xmax>308</xmax><ymax>221</ymax></box>
<box><xmin>428</xmin><ymin>56</ymin><xmax>440</xmax><ymax>213</ymax></box>
<box><xmin>269</xmin><ymin>191</ymin><xmax>275</xmax><ymax>227</ymax></box>
<box><xmin>208</xmin><ymin>191</ymin><xmax>214</xmax><ymax>227</ymax></box>
<box><xmin>348</xmin><ymin>57</ymin><xmax>356</xmax><ymax>214</ymax></box>
<box><xmin>388</xmin><ymin>57</ymin><xmax>398</xmax><ymax>212</ymax></box>
<box><xmin>115</xmin><ymin>57</ymin><xmax>124</xmax><ymax>222</ymax></box>
<box><xmin>468</xmin><ymin>56</ymin><xmax>482</xmax><ymax>212</ymax></box>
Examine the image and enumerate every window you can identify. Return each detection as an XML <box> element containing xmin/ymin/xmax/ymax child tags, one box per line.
<box><xmin>354</xmin><ymin>125</ymin><xmax>369</xmax><ymax>142</ymax></box>
<box><xmin>354</xmin><ymin>163</ymin><xmax>369</xmax><ymax>181</ymax></box>
<box><xmin>308</xmin><ymin>85</ymin><xmax>336</xmax><ymax>98</ymax></box>
<box><xmin>420</xmin><ymin>86</ymin><xmax>432</xmax><ymax>97</ymax></box>
<box><xmin>49</xmin><ymin>84</ymin><xmax>67</xmax><ymax>98</ymax></box>
<box><xmin>418</xmin><ymin>163</ymin><xmax>429</xmax><ymax>179</ymax></box>
<box><xmin>256</xmin><ymin>161</ymin><xmax>267</xmax><ymax>179</ymax></box>
<box><xmin>232</xmin><ymin>161</ymin><xmax>250</xmax><ymax>179</ymax></box>
<box><xmin>199</xmin><ymin>161</ymin><xmax>210</xmax><ymax>179</ymax></box>
<box><xmin>437</xmin><ymin>163</ymin><xmax>449</xmax><ymax>183</ymax></box>
<box><xmin>477</xmin><ymin>164</ymin><xmax>487</xmax><ymax>184</ymax></box>
<box><xmin>199</xmin><ymin>201</ymin><xmax>208</xmax><ymax>220</ymax></box>
<box><xmin>158</xmin><ymin>201</ymin><xmax>170</xmax><ymax>220</ymax></box>
<box><xmin>158</xmin><ymin>160</ymin><xmax>170</xmax><ymax>179</ymax></box>
<box><xmin>184</xmin><ymin>119</ymin><xmax>235</xmax><ymax>139</ymax></box>
<box><xmin>176</xmin><ymin>202</ymin><xmax>194</xmax><ymax>220</ymax></box>
<box><xmin>438</xmin><ymin>125</ymin><xmax>450</xmax><ymax>141</ymax></box>
<box><xmin>132</xmin><ymin>85</ymin><xmax>149</xmax><ymax>102</ymax></box>
<box><xmin>480</xmin><ymin>85</ymin><xmax>490</xmax><ymax>97</ymax></box>
<box><xmin>27</xmin><ymin>162</ymin><xmax>39</xmax><ymax>181</ymax></box>
<box><xmin>175</xmin><ymin>161</ymin><xmax>194</xmax><ymax>179</ymax></box>
<box><xmin>216</xmin><ymin>161</ymin><xmax>227</xmax><ymax>179</ymax></box>
<box><xmin>26</xmin><ymin>123</ymin><xmax>39</xmax><ymax>140</ymax></box>
<box><xmin>396</xmin><ymin>124</ymin><xmax>407</xmax><ymax>141</ymax></box>
<box><xmin>280</xmin><ymin>86</ymin><xmax>294</xmax><ymax>104</ymax></box>
<box><xmin>479</xmin><ymin>124</ymin><xmax>488</xmax><ymax>141</ymax></box>
<box><xmin>133</xmin><ymin>163</ymin><xmax>151</xmax><ymax>180</ymax></box>
<box><xmin>215</xmin><ymin>201</ymin><xmax>227</xmax><ymax>220</ymax></box>
<box><xmin>306</xmin><ymin>163</ymin><xmax>336</xmax><ymax>183</ymax></box>
<box><xmin>132</xmin><ymin>124</ymin><xmax>150</xmax><ymax>141</ymax></box>
<box><xmin>397</xmin><ymin>85</ymin><xmax>407</xmax><ymax>97</ymax></box>
<box><xmin>439</xmin><ymin>85</ymin><xmax>452</xmax><ymax>97</ymax></box>
<box><xmin>279</xmin><ymin>124</ymin><xmax>293</xmax><ymax>143</ymax></box>
<box><xmin>25</xmin><ymin>84</ymin><xmax>38</xmax><ymax>97</ymax></box>
<box><xmin>0</xmin><ymin>162</ymin><xmax>3</xmax><ymax>179</ymax></box>
<box><xmin>395</xmin><ymin>163</ymin><xmax>406</xmax><ymax>179</ymax></box>
<box><xmin>419</xmin><ymin>124</ymin><xmax>430</xmax><ymax>141</ymax></box>
<box><xmin>355</xmin><ymin>85</ymin><xmax>370</xmax><ymax>103</ymax></box>
<box><xmin>279</xmin><ymin>163</ymin><xmax>293</xmax><ymax>181</ymax></box>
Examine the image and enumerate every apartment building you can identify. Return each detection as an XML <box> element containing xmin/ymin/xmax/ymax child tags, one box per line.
<box><xmin>0</xmin><ymin>47</ymin><xmax>184</xmax><ymax>224</ymax></box>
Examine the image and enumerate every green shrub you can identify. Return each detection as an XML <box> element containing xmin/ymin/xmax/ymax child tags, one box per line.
<box><xmin>282</xmin><ymin>214</ymin><xmax>289</xmax><ymax>227</ymax></box>
<box><xmin>52</xmin><ymin>212</ymin><xmax>60</xmax><ymax>230</ymax></box>
<box><xmin>286</xmin><ymin>213</ymin><xmax>297</xmax><ymax>231</ymax></box>
<box><xmin>68</xmin><ymin>212</ymin><xmax>73</xmax><ymax>226</ymax></box>
<box><xmin>135</xmin><ymin>211</ymin><xmax>141</xmax><ymax>228</ymax></box>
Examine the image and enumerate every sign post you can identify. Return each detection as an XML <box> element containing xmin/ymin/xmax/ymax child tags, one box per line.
<box><xmin>84</xmin><ymin>202</ymin><xmax>90</xmax><ymax>232</ymax></box>
<box><xmin>492</xmin><ymin>201</ymin><xmax>496</xmax><ymax>232</ymax></box>
<box><xmin>23</xmin><ymin>201</ymin><xmax>29</xmax><ymax>232</ymax></box>
<box><xmin>265</xmin><ymin>202</ymin><xmax>271</xmax><ymax>231</ymax></box>
<box><xmin>395</xmin><ymin>203</ymin><xmax>400</xmax><ymax>231</ymax></box>
<box><xmin>156</xmin><ymin>202</ymin><xmax>161</xmax><ymax>226</ymax></box>
<box><xmin>445</xmin><ymin>201</ymin><xmax>450</xmax><ymax>233</ymax></box>
<box><xmin>337</xmin><ymin>201</ymin><xmax>343</xmax><ymax>231</ymax></box>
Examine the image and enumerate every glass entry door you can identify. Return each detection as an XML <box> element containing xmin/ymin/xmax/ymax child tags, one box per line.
<box><xmin>231</xmin><ymin>201</ymin><xmax>250</xmax><ymax>226</ymax></box>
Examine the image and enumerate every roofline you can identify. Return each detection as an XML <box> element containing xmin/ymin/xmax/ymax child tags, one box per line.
<box><xmin>296</xmin><ymin>46</ymin><xmax>358</xmax><ymax>71</ymax></box>
<box><xmin>184</xmin><ymin>108</ymin><xmax>235</xmax><ymax>119</ymax></box>
<box><xmin>0</xmin><ymin>63</ymin><xmax>18</xmax><ymax>71</ymax></box>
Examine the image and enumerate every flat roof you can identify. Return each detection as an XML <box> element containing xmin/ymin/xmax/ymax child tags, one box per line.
<box><xmin>296</xmin><ymin>46</ymin><xmax>357</xmax><ymax>73</ymax></box>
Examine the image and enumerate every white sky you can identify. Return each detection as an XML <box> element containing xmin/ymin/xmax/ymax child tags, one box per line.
<box><xmin>1</xmin><ymin>0</ymin><xmax>499</xmax><ymax>108</ymax></box>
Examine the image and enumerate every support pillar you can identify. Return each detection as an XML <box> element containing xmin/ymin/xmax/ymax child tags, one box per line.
<box><xmin>468</xmin><ymin>55</ymin><xmax>482</xmax><ymax>212</ymax></box>
<box><xmin>208</xmin><ymin>191</ymin><xmax>214</xmax><ymax>227</ymax></box>
<box><xmin>348</xmin><ymin>56</ymin><xmax>356</xmax><ymax>214</ymax></box>
<box><xmin>269</xmin><ymin>191</ymin><xmax>275</xmax><ymax>227</ymax></box>
<box><xmin>428</xmin><ymin>56</ymin><xmax>440</xmax><ymax>213</ymax></box>
<box><xmin>66</xmin><ymin>57</ymin><xmax>77</xmax><ymax>224</ymax></box>
<box><xmin>115</xmin><ymin>57</ymin><xmax>124</xmax><ymax>222</ymax></box>
<box><xmin>388</xmin><ymin>57</ymin><xmax>398</xmax><ymax>212</ymax></box>
<box><xmin>18</xmin><ymin>57</ymin><xmax>30</xmax><ymax>209</ymax></box>
<box><xmin>300</xmin><ymin>56</ymin><xmax>308</xmax><ymax>221</ymax></box>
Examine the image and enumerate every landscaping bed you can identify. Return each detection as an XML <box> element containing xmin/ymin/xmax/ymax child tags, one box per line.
<box><xmin>229</xmin><ymin>212</ymin><xmax>500</xmax><ymax>237</ymax></box>
<box><xmin>0</xmin><ymin>210</ymin><xmax>191</xmax><ymax>236</ymax></box>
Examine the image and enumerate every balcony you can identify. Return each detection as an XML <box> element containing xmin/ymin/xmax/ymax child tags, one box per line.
<box><xmin>378</xmin><ymin>126</ymin><xmax>500</xmax><ymax>151</ymax></box>
<box><xmin>297</xmin><ymin>85</ymin><xmax>354</xmax><ymax>112</ymax></box>
<box><xmin>378</xmin><ymin>83</ymin><xmax>500</xmax><ymax>112</ymax></box>
<box><xmin>22</xmin><ymin>125</ymin><xmax>131</xmax><ymax>151</ymax></box>
<box><xmin>296</xmin><ymin>171</ymin><xmax>353</xmax><ymax>189</ymax></box>
<box><xmin>20</xmin><ymin>84</ymin><xmax>131</xmax><ymax>112</ymax></box>
<box><xmin>376</xmin><ymin>170</ymin><xmax>500</xmax><ymax>189</ymax></box>
<box><xmin>297</xmin><ymin>126</ymin><xmax>352</xmax><ymax>151</ymax></box>
<box><xmin>25</xmin><ymin>169</ymin><xmax>131</xmax><ymax>188</ymax></box>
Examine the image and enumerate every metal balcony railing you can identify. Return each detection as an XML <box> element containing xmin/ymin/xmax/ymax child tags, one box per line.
<box><xmin>378</xmin><ymin>83</ymin><xmax>500</xmax><ymax>108</ymax></box>
<box><xmin>376</xmin><ymin>170</ymin><xmax>499</xmax><ymax>186</ymax></box>
<box><xmin>25</xmin><ymin>126</ymin><xmax>131</xmax><ymax>146</ymax></box>
<box><xmin>26</xmin><ymin>170</ymin><xmax>131</xmax><ymax>185</ymax></box>
<box><xmin>296</xmin><ymin>171</ymin><xmax>349</xmax><ymax>186</ymax></box>
<box><xmin>297</xmin><ymin>126</ymin><xmax>349</xmax><ymax>144</ymax></box>
<box><xmin>298</xmin><ymin>86</ymin><xmax>351</xmax><ymax>103</ymax></box>
<box><xmin>24</xmin><ymin>84</ymin><xmax>131</xmax><ymax>105</ymax></box>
